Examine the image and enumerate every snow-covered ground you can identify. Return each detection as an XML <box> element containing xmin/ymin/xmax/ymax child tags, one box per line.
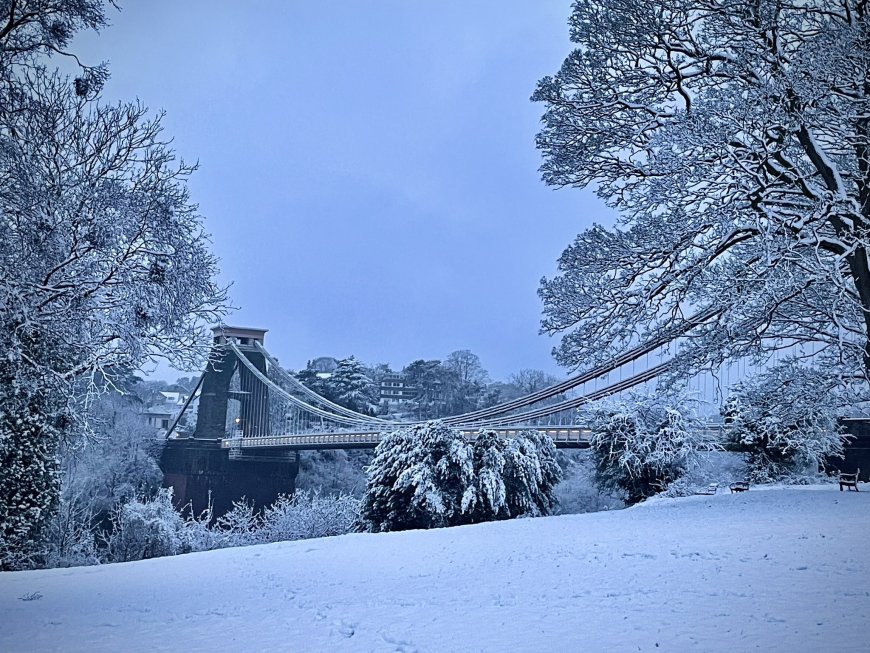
<box><xmin>2</xmin><ymin>486</ymin><xmax>868</xmax><ymax>652</ymax></box>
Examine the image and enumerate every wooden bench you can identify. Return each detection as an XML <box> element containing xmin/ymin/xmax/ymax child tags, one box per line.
<box><xmin>697</xmin><ymin>483</ymin><xmax>719</xmax><ymax>496</ymax></box>
<box><xmin>729</xmin><ymin>481</ymin><xmax>750</xmax><ymax>493</ymax></box>
<box><xmin>839</xmin><ymin>469</ymin><xmax>860</xmax><ymax>492</ymax></box>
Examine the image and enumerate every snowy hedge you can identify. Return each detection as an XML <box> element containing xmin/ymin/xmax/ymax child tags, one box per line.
<box><xmin>102</xmin><ymin>489</ymin><xmax>361</xmax><ymax>563</ymax></box>
<box><xmin>360</xmin><ymin>422</ymin><xmax>562</xmax><ymax>532</ymax></box>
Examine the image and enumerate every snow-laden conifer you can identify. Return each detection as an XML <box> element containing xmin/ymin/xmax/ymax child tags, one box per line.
<box><xmin>362</xmin><ymin>423</ymin><xmax>562</xmax><ymax>531</ymax></box>
<box><xmin>361</xmin><ymin>422</ymin><xmax>475</xmax><ymax>532</ymax></box>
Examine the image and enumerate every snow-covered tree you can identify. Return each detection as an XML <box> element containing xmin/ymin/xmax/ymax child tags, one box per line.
<box><xmin>465</xmin><ymin>430</ymin><xmax>562</xmax><ymax>521</ymax></box>
<box><xmin>361</xmin><ymin>422</ymin><xmax>475</xmax><ymax>532</ymax></box>
<box><xmin>534</xmin><ymin>1</ymin><xmax>870</xmax><ymax>383</ymax></box>
<box><xmin>295</xmin><ymin>357</ymin><xmax>379</xmax><ymax>415</ymax></box>
<box><xmin>586</xmin><ymin>392</ymin><xmax>712</xmax><ymax>504</ymax></box>
<box><xmin>724</xmin><ymin>361</ymin><xmax>848</xmax><ymax>482</ymax></box>
<box><xmin>61</xmin><ymin>390</ymin><xmax>163</xmax><ymax>523</ymax></box>
<box><xmin>502</xmin><ymin>430</ymin><xmax>563</xmax><ymax>517</ymax></box>
<box><xmin>0</xmin><ymin>2</ymin><xmax>227</xmax><ymax>567</ymax></box>
<box><xmin>402</xmin><ymin>359</ymin><xmax>449</xmax><ymax>419</ymax></box>
<box><xmin>445</xmin><ymin>350</ymin><xmax>489</xmax><ymax>386</ymax></box>
<box><xmin>0</xmin><ymin>404</ymin><xmax>63</xmax><ymax>569</ymax></box>
<box><xmin>330</xmin><ymin>357</ymin><xmax>379</xmax><ymax>415</ymax></box>
<box><xmin>508</xmin><ymin>369</ymin><xmax>561</xmax><ymax>397</ymax></box>
<box><xmin>361</xmin><ymin>423</ymin><xmax>562</xmax><ymax>531</ymax></box>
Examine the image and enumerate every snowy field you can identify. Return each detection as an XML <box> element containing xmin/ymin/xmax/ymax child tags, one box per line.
<box><xmin>2</xmin><ymin>486</ymin><xmax>868</xmax><ymax>653</ymax></box>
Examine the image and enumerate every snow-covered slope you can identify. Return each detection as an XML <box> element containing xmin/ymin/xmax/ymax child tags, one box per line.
<box><xmin>2</xmin><ymin>487</ymin><xmax>868</xmax><ymax>652</ymax></box>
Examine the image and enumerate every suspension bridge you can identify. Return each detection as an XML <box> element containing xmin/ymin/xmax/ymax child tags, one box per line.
<box><xmin>169</xmin><ymin>315</ymin><xmax>723</xmax><ymax>451</ymax></box>
<box><xmin>159</xmin><ymin>319</ymin><xmax>726</xmax><ymax>513</ymax></box>
<box><xmin>158</xmin><ymin>322</ymin><xmax>865</xmax><ymax>515</ymax></box>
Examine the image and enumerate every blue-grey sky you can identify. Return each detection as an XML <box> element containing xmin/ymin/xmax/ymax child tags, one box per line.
<box><xmin>73</xmin><ymin>1</ymin><xmax>613</xmax><ymax>381</ymax></box>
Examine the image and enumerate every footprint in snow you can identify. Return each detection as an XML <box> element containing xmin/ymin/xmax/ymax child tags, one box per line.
<box><xmin>381</xmin><ymin>633</ymin><xmax>418</xmax><ymax>653</ymax></box>
<box><xmin>332</xmin><ymin>619</ymin><xmax>356</xmax><ymax>638</ymax></box>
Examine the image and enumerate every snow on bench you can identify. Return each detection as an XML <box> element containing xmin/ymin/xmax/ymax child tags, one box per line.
<box><xmin>730</xmin><ymin>481</ymin><xmax>750</xmax><ymax>493</ymax></box>
<box><xmin>838</xmin><ymin>469</ymin><xmax>860</xmax><ymax>492</ymax></box>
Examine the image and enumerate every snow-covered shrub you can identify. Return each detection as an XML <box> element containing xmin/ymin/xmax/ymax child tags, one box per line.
<box><xmin>724</xmin><ymin>362</ymin><xmax>847</xmax><ymax>483</ymax></box>
<box><xmin>464</xmin><ymin>430</ymin><xmax>562</xmax><ymax>521</ymax></box>
<box><xmin>211</xmin><ymin>499</ymin><xmax>262</xmax><ymax>548</ymax></box>
<box><xmin>106</xmin><ymin>488</ymin><xmax>191</xmax><ymax>562</ymax></box>
<box><xmin>503</xmin><ymin>430</ymin><xmax>562</xmax><ymax>516</ymax></box>
<box><xmin>361</xmin><ymin>421</ymin><xmax>475</xmax><ymax>532</ymax></box>
<box><xmin>258</xmin><ymin>491</ymin><xmax>360</xmax><ymax>543</ymax></box>
<box><xmin>586</xmin><ymin>392</ymin><xmax>712</xmax><ymax>504</ymax></box>
<box><xmin>361</xmin><ymin>422</ymin><xmax>562</xmax><ymax>531</ymax></box>
<box><xmin>464</xmin><ymin>430</ymin><xmax>509</xmax><ymax>521</ymax></box>
<box><xmin>179</xmin><ymin>506</ymin><xmax>221</xmax><ymax>553</ymax></box>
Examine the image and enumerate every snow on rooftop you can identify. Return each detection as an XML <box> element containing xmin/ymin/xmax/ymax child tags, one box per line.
<box><xmin>1</xmin><ymin>487</ymin><xmax>868</xmax><ymax>652</ymax></box>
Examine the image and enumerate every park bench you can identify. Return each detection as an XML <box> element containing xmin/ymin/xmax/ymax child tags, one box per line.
<box><xmin>838</xmin><ymin>469</ymin><xmax>860</xmax><ymax>492</ymax></box>
<box><xmin>729</xmin><ymin>480</ymin><xmax>750</xmax><ymax>493</ymax></box>
<box><xmin>696</xmin><ymin>483</ymin><xmax>719</xmax><ymax>495</ymax></box>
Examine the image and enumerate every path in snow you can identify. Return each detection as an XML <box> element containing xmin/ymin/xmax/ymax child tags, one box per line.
<box><xmin>2</xmin><ymin>487</ymin><xmax>868</xmax><ymax>652</ymax></box>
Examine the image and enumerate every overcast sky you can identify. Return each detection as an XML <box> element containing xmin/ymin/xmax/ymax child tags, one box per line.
<box><xmin>72</xmin><ymin>1</ymin><xmax>614</xmax><ymax>381</ymax></box>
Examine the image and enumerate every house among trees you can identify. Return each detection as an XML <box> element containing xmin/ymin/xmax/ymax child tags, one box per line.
<box><xmin>145</xmin><ymin>391</ymin><xmax>190</xmax><ymax>434</ymax></box>
<box><xmin>378</xmin><ymin>372</ymin><xmax>418</xmax><ymax>405</ymax></box>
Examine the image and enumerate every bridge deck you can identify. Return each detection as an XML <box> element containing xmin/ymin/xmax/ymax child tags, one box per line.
<box><xmin>218</xmin><ymin>426</ymin><xmax>592</xmax><ymax>452</ymax></box>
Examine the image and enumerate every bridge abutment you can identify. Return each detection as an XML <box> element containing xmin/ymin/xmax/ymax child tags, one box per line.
<box><xmin>160</xmin><ymin>438</ymin><xmax>299</xmax><ymax>517</ymax></box>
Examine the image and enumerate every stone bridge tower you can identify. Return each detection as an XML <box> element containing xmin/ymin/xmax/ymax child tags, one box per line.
<box><xmin>193</xmin><ymin>326</ymin><xmax>269</xmax><ymax>439</ymax></box>
<box><xmin>160</xmin><ymin>326</ymin><xmax>299</xmax><ymax>517</ymax></box>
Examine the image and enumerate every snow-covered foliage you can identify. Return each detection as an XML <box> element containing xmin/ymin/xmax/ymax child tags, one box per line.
<box><xmin>103</xmin><ymin>488</ymin><xmax>361</xmax><ymax>561</ymax></box>
<box><xmin>585</xmin><ymin>391</ymin><xmax>715</xmax><ymax>504</ymax></box>
<box><xmin>15</xmin><ymin>385</ymin><xmax>166</xmax><ymax>569</ymax></box>
<box><xmin>361</xmin><ymin>422</ymin><xmax>561</xmax><ymax>532</ymax></box>
<box><xmin>534</xmin><ymin>1</ymin><xmax>870</xmax><ymax>384</ymax></box>
<box><xmin>62</xmin><ymin>391</ymin><xmax>164</xmax><ymax>523</ymax></box>
<box><xmin>464</xmin><ymin>430</ymin><xmax>562</xmax><ymax>521</ymax></box>
<box><xmin>211</xmin><ymin>500</ymin><xmax>261</xmax><ymax>548</ymax></box>
<box><xmin>257</xmin><ymin>491</ymin><xmax>361</xmax><ymax>543</ymax></box>
<box><xmin>723</xmin><ymin>362</ymin><xmax>848</xmax><ymax>482</ymax></box>
<box><xmin>42</xmin><ymin>498</ymin><xmax>100</xmax><ymax>569</ymax></box>
<box><xmin>106</xmin><ymin>489</ymin><xmax>192</xmax><ymax>563</ymax></box>
<box><xmin>361</xmin><ymin>422</ymin><xmax>475</xmax><ymax>532</ymax></box>
<box><xmin>0</xmin><ymin>399</ymin><xmax>61</xmax><ymax>569</ymax></box>
<box><xmin>330</xmin><ymin>358</ymin><xmax>380</xmax><ymax>415</ymax></box>
<box><xmin>0</xmin><ymin>2</ymin><xmax>227</xmax><ymax>565</ymax></box>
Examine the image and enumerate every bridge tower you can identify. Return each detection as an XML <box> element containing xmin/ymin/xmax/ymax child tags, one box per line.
<box><xmin>160</xmin><ymin>326</ymin><xmax>299</xmax><ymax>517</ymax></box>
<box><xmin>193</xmin><ymin>326</ymin><xmax>269</xmax><ymax>439</ymax></box>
